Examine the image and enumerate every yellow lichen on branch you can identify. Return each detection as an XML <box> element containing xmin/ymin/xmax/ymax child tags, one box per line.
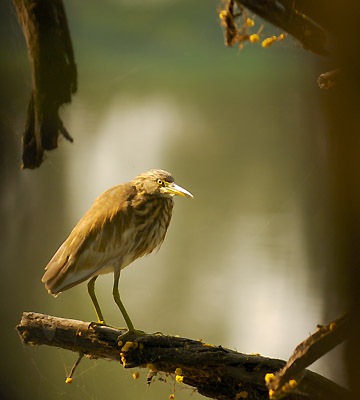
<box><xmin>218</xmin><ymin>0</ymin><xmax>285</xmax><ymax>50</ymax></box>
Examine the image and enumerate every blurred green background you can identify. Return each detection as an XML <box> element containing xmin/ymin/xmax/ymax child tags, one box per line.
<box><xmin>1</xmin><ymin>0</ymin><xmax>343</xmax><ymax>399</ymax></box>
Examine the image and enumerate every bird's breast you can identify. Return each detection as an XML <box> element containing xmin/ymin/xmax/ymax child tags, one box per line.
<box><xmin>127</xmin><ymin>197</ymin><xmax>173</xmax><ymax>260</ymax></box>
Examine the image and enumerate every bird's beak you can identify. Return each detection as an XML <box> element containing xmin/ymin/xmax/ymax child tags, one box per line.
<box><xmin>166</xmin><ymin>182</ymin><xmax>194</xmax><ymax>198</ymax></box>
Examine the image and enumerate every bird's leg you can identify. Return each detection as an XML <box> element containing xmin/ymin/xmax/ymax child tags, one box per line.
<box><xmin>113</xmin><ymin>269</ymin><xmax>147</xmax><ymax>343</ymax></box>
<box><xmin>113</xmin><ymin>268</ymin><xmax>135</xmax><ymax>332</ymax></box>
<box><xmin>87</xmin><ymin>276</ymin><xmax>106</xmax><ymax>324</ymax></box>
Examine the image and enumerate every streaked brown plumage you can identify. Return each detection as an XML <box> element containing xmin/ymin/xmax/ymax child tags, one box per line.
<box><xmin>42</xmin><ymin>169</ymin><xmax>193</xmax><ymax>332</ymax></box>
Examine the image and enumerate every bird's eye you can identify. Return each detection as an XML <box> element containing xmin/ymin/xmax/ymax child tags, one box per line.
<box><xmin>157</xmin><ymin>179</ymin><xmax>164</xmax><ymax>186</ymax></box>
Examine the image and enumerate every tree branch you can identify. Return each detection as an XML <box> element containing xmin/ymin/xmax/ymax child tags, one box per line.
<box><xmin>267</xmin><ymin>314</ymin><xmax>350</xmax><ymax>398</ymax></box>
<box><xmin>17</xmin><ymin>312</ymin><xmax>348</xmax><ymax>400</ymax></box>
<box><xmin>234</xmin><ymin>0</ymin><xmax>328</xmax><ymax>55</ymax></box>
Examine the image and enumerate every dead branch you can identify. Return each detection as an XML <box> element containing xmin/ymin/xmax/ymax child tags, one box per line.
<box><xmin>267</xmin><ymin>314</ymin><xmax>350</xmax><ymax>399</ymax></box>
<box><xmin>17</xmin><ymin>312</ymin><xmax>348</xmax><ymax>400</ymax></box>
<box><xmin>13</xmin><ymin>0</ymin><xmax>77</xmax><ymax>169</ymax></box>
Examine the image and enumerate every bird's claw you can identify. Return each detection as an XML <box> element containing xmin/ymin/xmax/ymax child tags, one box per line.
<box><xmin>117</xmin><ymin>329</ymin><xmax>146</xmax><ymax>346</ymax></box>
<box><xmin>88</xmin><ymin>320</ymin><xmax>107</xmax><ymax>329</ymax></box>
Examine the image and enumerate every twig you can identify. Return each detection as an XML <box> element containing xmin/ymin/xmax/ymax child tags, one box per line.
<box><xmin>65</xmin><ymin>353</ymin><xmax>84</xmax><ymax>384</ymax></box>
<box><xmin>318</xmin><ymin>69</ymin><xmax>340</xmax><ymax>89</ymax></box>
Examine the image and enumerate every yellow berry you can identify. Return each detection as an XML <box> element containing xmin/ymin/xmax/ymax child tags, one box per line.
<box><xmin>132</xmin><ymin>372</ymin><xmax>140</xmax><ymax>380</ymax></box>
<box><xmin>246</xmin><ymin>18</ymin><xmax>255</xmax><ymax>27</ymax></box>
<box><xmin>219</xmin><ymin>10</ymin><xmax>228</xmax><ymax>20</ymax></box>
<box><xmin>262</xmin><ymin>36</ymin><xmax>276</xmax><ymax>48</ymax></box>
<box><xmin>265</xmin><ymin>373</ymin><xmax>275</xmax><ymax>384</ymax></box>
<box><xmin>289</xmin><ymin>379</ymin><xmax>297</xmax><ymax>388</ymax></box>
<box><xmin>249</xmin><ymin>34</ymin><xmax>259</xmax><ymax>43</ymax></box>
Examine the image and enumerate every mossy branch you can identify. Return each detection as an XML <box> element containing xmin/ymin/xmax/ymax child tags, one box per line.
<box><xmin>17</xmin><ymin>312</ymin><xmax>348</xmax><ymax>400</ymax></box>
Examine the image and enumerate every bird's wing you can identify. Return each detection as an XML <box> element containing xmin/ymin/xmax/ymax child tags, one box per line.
<box><xmin>42</xmin><ymin>183</ymin><xmax>136</xmax><ymax>294</ymax></box>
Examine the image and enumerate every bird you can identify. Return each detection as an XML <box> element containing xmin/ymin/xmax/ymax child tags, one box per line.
<box><xmin>41</xmin><ymin>169</ymin><xmax>193</xmax><ymax>334</ymax></box>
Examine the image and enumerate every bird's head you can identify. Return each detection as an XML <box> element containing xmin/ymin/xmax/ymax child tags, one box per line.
<box><xmin>135</xmin><ymin>169</ymin><xmax>193</xmax><ymax>199</ymax></box>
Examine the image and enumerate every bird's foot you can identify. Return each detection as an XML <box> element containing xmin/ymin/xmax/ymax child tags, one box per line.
<box><xmin>117</xmin><ymin>329</ymin><xmax>147</xmax><ymax>346</ymax></box>
<box><xmin>88</xmin><ymin>320</ymin><xmax>107</xmax><ymax>329</ymax></box>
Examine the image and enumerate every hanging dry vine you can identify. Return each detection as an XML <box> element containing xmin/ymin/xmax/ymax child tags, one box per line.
<box><xmin>13</xmin><ymin>0</ymin><xmax>77</xmax><ymax>169</ymax></box>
